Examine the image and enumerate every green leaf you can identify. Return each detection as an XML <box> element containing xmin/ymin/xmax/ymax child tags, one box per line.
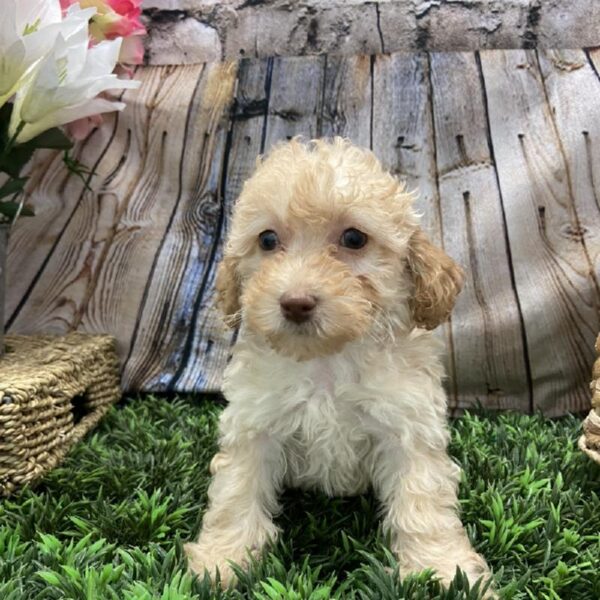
<box><xmin>69</xmin><ymin>515</ymin><xmax>92</xmax><ymax>532</ymax></box>
<box><xmin>0</xmin><ymin>103</ymin><xmax>12</xmax><ymax>146</ymax></box>
<box><xmin>61</xmin><ymin>565</ymin><xmax>80</xmax><ymax>581</ymax></box>
<box><xmin>0</xmin><ymin>201</ymin><xmax>34</xmax><ymax>219</ymax></box>
<box><xmin>259</xmin><ymin>582</ymin><xmax>282</xmax><ymax>600</ymax></box>
<box><xmin>27</xmin><ymin>127</ymin><xmax>73</xmax><ymax>150</ymax></box>
<box><xmin>37</xmin><ymin>571</ymin><xmax>61</xmax><ymax>586</ymax></box>
<box><xmin>63</xmin><ymin>149</ymin><xmax>95</xmax><ymax>189</ymax></box>
<box><xmin>0</xmin><ymin>145</ymin><xmax>34</xmax><ymax>178</ymax></box>
<box><xmin>117</xmin><ymin>549</ymin><xmax>135</xmax><ymax>568</ymax></box>
<box><xmin>0</xmin><ymin>177</ymin><xmax>27</xmax><ymax>200</ymax></box>
<box><xmin>266</xmin><ymin>578</ymin><xmax>287</xmax><ymax>595</ymax></box>
<box><xmin>310</xmin><ymin>587</ymin><xmax>332</xmax><ymax>600</ymax></box>
<box><xmin>0</xmin><ymin>105</ymin><xmax>72</xmax><ymax>176</ymax></box>
<box><xmin>37</xmin><ymin>533</ymin><xmax>61</xmax><ymax>554</ymax></box>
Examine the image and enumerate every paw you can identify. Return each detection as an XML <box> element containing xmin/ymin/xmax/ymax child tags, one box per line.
<box><xmin>184</xmin><ymin>542</ymin><xmax>246</xmax><ymax>588</ymax></box>
<box><xmin>457</xmin><ymin>554</ymin><xmax>496</xmax><ymax>599</ymax></box>
<box><xmin>401</xmin><ymin>550</ymin><xmax>494</xmax><ymax>596</ymax></box>
<box><xmin>451</xmin><ymin>549</ymin><xmax>491</xmax><ymax>586</ymax></box>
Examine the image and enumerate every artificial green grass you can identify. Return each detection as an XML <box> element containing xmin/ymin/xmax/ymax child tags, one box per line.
<box><xmin>1</xmin><ymin>396</ymin><xmax>599</xmax><ymax>600</ymax></box>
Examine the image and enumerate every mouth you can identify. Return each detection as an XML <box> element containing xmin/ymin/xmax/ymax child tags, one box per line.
<box><xmin>265</xmin><ymin>313</ymin><xmax>363</xmax><ymax>361</ymax></box>
<box><xmin>280</xmin><ymin>318</ymin><xmax>317</xmax><ymax>336</ymax></box>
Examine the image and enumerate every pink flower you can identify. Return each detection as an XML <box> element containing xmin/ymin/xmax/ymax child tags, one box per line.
<box><xmin>57</xmin><ymin>2</ymin><xmax>145</xmax><ymax>141</ymax></box>
<box><xmin>94</xmin><ymin>0</ymin><xmax>145</xmax><ymax>39</ymax></box>
<box><xmin>118</xmin><ymin>35</ymin><xmax>144</xmax><ymax>65</ymax></box>
<box><xmin>60</xmin><ymin>0</ymin><xmax>146</xmax><ymax>63</ymax></box>
<box><xmin>64</xmin><ymin>112</ymin><xmax>104</xmax><ymax>140</ymax></box>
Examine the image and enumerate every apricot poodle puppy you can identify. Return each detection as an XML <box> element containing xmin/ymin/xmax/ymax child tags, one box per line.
<box><xmin>185</xmin><ymin>137</ymin><xmax>491</xmax><ymax>590</ymax></box>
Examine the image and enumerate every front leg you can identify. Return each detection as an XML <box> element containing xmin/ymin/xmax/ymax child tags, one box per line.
<box><xmin>371</xmin><ymin>428</ymin><xmax>491</xmax><ymax>589</ymax></box>
<box><xmin>185</xmin><ymin>433</ymin><xmax>285</xmax><ymax>586</ymax></box>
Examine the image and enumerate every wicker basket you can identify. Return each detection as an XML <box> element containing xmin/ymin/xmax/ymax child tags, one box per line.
<box><xmin>0</xmin><ymin>333</ymin><xmax>121</xmax><ymax>496</ymax></box>
<box><xmin>579</xmin><ymin>334</ymin><xmax>600</xmax><ymax>464</ymax></box>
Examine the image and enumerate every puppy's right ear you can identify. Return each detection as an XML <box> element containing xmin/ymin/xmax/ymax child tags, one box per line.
<box><xmin>215</xmin><ymin>256</ymin><xmax>241</xmax><ymax>327</ymax></box>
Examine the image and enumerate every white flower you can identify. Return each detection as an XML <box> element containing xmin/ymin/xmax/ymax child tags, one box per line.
<box><xmin>0</xmin><ymin>1</ymin><xmax>95</xmax><ymax>108</ymax></box>
<box><xmin>9</xmin><ymin>13</ymin><xmax>140</xmax><ymax>144</ymax></box>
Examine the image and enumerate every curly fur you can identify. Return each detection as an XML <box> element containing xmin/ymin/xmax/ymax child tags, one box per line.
<box><xmin>185</xmin><ymin>137</ymin><xmax>491</xmax><ymax>592</ymax></box>
<box><xmin>407</xmin><ymin>229</ymin><xmax>465</xmax><ymax>330</ymax></box>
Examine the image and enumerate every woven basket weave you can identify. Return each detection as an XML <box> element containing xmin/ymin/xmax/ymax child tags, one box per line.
<box><xmin>579</xmin><ymin>334</ymin><xmax>600</xmax><ymax>464</ymax></box>
<box><xmin>0</xmin><ymin>333</ymin><xmax>121</xmax><ymax>496</ymax></box>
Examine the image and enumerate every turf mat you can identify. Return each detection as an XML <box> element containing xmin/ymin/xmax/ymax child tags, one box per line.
<box><xmin>1</xmin><ymin>396</ymin><xmax>599</xmax><ymax>599</ymax></box>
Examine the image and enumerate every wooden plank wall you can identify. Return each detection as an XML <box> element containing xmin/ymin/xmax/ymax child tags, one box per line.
<box><xmin>7</xmin><ymin>50</ymin><xmax>600</xmax><ymax>416</ymax></box>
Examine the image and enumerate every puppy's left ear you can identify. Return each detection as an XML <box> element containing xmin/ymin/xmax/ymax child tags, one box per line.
<box><xmin>215</xmin><ymin>256</ymin><xmax>241</xmax><ymax>327</ymax></box>
<box><xmin>406</xmin><ymin>229</ymin><xmax>464</xmax><ymax>330</ymax></box>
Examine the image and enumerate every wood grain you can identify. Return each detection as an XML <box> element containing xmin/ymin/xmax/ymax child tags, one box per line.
<box><xmin>8</xmin><ymin>66</ymin><xmax>201</xmax><ymax>339</ymax></box>
<box><xmin>319</xmin><ymin>55</ymin><xmax>372</xmax><ymax>145</ymax></box>
<box><xmin>6</xmin><ymin>116</ymin><xmax>120</xmax><ymax>324</ymax></box>
<box><xmin>371</xmin><ymin>54</ymin><xmax>437</xmax><ymax>228</ymax></box>
<box><xmin>371</xmin><ymin>53</ymin><xmax>463</xmax><ymax>409</ymax></box>
<box><xmin>480</xmin><ymin>50</ymin><xmax>600</xmax><ymax>415</ymax></box>
<box><xmin>429</xmin><ymin>52</ymin><xmax>530</xmax><ymax>411</ymax></box>
<box><xmin>163</xmin><ymin>59</ymin><xmax>273</xmax><ymax>392</ymax></box>
<box><xmin>537</xmin><ymin>49</ymin><xmax>600</xmax><ymax>291</ymax></box>
<box><xmin>263</xmin><ymin>56</ymin><xmax>326</xmax><ymax>150</ymax></box>
<box><xmin>122</xmin><ymin>62</ymin><xmax>237</xmax><ymax>391</ymax></box>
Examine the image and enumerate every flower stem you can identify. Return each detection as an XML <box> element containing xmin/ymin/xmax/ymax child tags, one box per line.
<box><xmin>1</xmin><ymin>121</ymin><xmax>25</xmax><ymax>158</ymax></box>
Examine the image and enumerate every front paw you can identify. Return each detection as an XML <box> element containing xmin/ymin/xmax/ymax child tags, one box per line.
<box><xmin>401</xmin><ymin>550</ymin><xmax>494</xmax><ymax>597</ymax></box>
<box><xmin>447</xmin><ymin>549</ymin><xmax>490</xmax><ymax>587</ymax></box>
<box><xmin>184</xmin><ymin>542</ymin><xmax>247</xmax><ymax>588</ymax></box>
<box><xmin>454</xmin><ymin>552</ymin><xmax>496</xmax><ymax>598</ymax></box>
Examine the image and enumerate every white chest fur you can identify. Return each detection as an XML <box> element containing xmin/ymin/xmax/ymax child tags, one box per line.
<box><xmin>219</xmin><ymin>330</ymin><xmax>447</xmax><ymax>498</ymax></box>
<box><xmin>282</xmin><ymin>384</ymin><xmax>373</xmax><ymax>496</ymax></box>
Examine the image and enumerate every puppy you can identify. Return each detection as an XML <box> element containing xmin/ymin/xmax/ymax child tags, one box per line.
<box><xmin>185</xmin><ymin>137</ymin><xmax>491</xmax><ymax>589</ymax></box>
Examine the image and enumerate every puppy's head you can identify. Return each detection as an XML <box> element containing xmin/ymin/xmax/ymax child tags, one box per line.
<box><xmin>216</xmin><ymin>138</ymin><xmax>463</xmax><ymax>360</ymax></box>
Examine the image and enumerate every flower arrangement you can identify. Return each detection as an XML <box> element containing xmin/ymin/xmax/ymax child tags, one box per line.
<box><xmin>0</xmin><ymin>0</ymin><xmax>144</xmax><ymax>222</ymax></box>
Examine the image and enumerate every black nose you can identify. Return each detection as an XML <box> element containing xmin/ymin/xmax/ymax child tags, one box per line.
<box><xmin>280</xmin><ymin>293</ymin><xmax>318</xmax><ymax>324</ymax></box>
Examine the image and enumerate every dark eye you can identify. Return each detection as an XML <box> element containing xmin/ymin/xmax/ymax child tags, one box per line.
<box><xmin>340</xmin><ymin>228</ymin><xmax>368</xmax><ymax>249</ymax></box>
<box><xmin>258</xmin><ymin>230</ymin><xmax>279</xmax><ymax>251</ymax></box>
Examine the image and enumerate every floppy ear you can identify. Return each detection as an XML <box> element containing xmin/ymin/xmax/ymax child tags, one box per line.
<box><xmin>215</xmin><ymin>256</ymin><xmax>241</xmax><ymax>327</ymax></box>
<box><xmin>406</xmin><ymin>229</ymin><xmax>464</xmax><ymax>330</ymax></box>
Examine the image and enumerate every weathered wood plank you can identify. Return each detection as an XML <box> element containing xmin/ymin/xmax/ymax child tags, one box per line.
<box><xmin>6</xmin><ymin>116</ymin><xmax>119</xmax><ymax>325</ymax></box>
<box><xmin>537</xmin><ymin>49</ymin><xmax>600</xmax><ymax>286</ymax></box>
<box><xmin>162</xmin><ymin>59</ymin><xmax>273</xmax><ymax>392</ymax></box>
<box><xmin>7</xmin><ymin>66</ymin><xmax>201</xmax><ymax>339</ymax></box>
<box><xmin>319</xmin><ymin>55</ymin><xmax>372</xmax><ymax>145</ymax></box>
<box><xmin>536</xmin><ymin>48</ymin><xmax>600</xmax><ymax>412</ymax></box>
<box><xmin>371</xmin><ymin>54</ymin><xmax>439</xmax><ymax>248</ymax></box>
<box><xmin>480</xmin><ymin>50</ymin><xmax>600</xmax><ymax>415</ymax></box>
<box><xmin>263</xmin><ymin>56</ymin><xmax>326</xmax><ymax>150</ymax></box>
<box><xmin>122</xmin><ymin>62</ymin><xmax>237</xmax><ymax>391</ymax></box>
<box><xmin>371</xmin><ymin>53</ymin><xmax>463</xmax><ymax>410</ymax></box>
<box><xmin>587</xmin><ymin>48</ymin><xmax>600</xmax><ymax>77</ymax></box>
<box><xmin>429</xmin><ymin>52</ymin><xmax>530</xmax><ymax>412</ymax></box>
